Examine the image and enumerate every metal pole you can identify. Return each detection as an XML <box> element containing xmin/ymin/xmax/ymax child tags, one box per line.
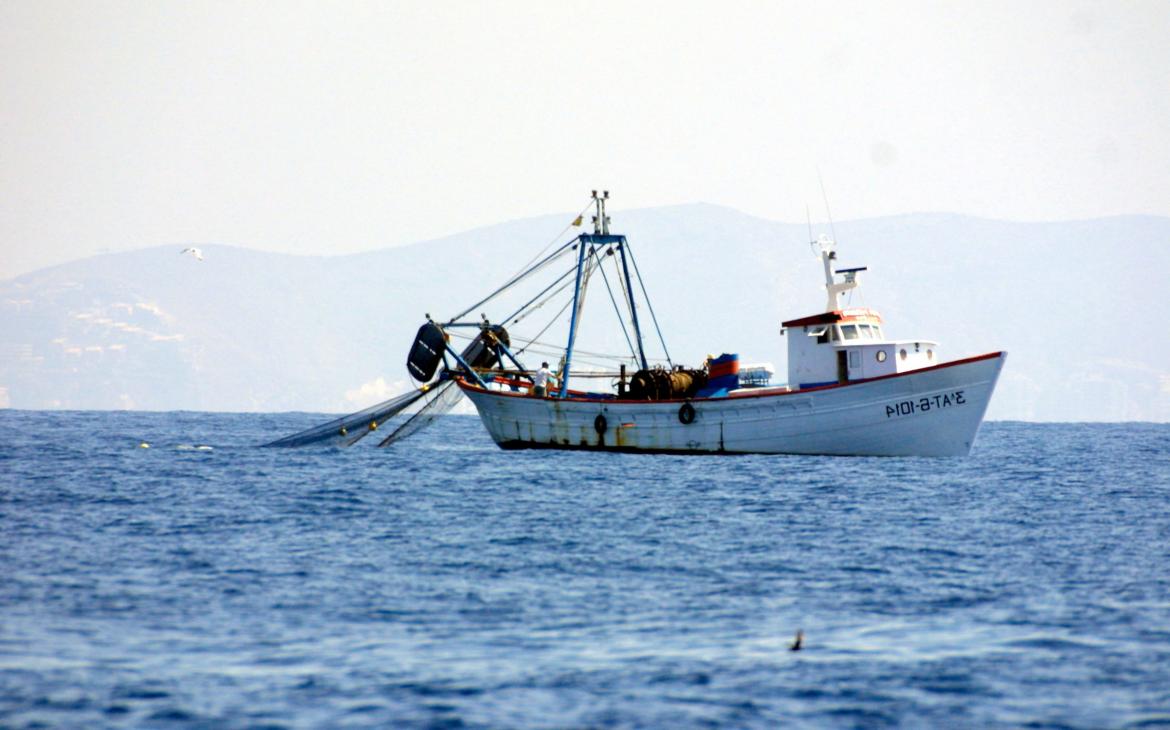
<box><xmin>445</xmin><ymin>347</ymin><xmax>489</xmax><ymax>389</ymax></box>
<box><xmin>558</xmin><ymin>236</ymin><xmax>590</xmax><ymax>397</ymax></box>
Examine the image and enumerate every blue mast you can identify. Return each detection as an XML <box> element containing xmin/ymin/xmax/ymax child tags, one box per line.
<box><xmin>558</xmin><ymin>191</ymin><xmax>650</xmax><ymax>396</ymax></box>
<box><xmin>559</xmin><ymin>190</ymin><xmax>648</xmax><ymax>396</ymax></box>
<box><xmin>558</xmin><ymin>231</ymin><xmax>590</xmax><ymax>397</ymax></box>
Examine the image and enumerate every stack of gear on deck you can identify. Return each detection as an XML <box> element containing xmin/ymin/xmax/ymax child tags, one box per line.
<box><xmin>627</xmin><ymin>366</ymin><xmax>708</xmax><ymax>400</ymax></box>
<box><xmin>696</xmin><ymin>353</ymin><xmax>740</xmax><ymax>397</ymax></box>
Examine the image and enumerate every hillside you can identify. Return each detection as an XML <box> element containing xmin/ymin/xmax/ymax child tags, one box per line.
<box><xmin>2</xmin><ymin>205</ymin><xmax>1168</xmax><ymax>421</ymax></box>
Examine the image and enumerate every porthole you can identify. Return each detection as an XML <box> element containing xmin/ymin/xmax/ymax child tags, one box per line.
<box><xmin>876</xmin><ymin>350</ymin><xmax>887</xmax><ymax>363</ymax></box>
<box><xmin>899</xmin><ymin>348</ymin><xmax>908</xmax><ymax>361</ymax></box>
<box><xmin>927</xmin><ymin>349</ymin><xmax>934</xmax><ymax>360</ymax></box>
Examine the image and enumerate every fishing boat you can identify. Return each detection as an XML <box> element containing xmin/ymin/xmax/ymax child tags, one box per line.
<box><xmin>268</xmin><ymin>192</ymin><xmax>1004</xmax><ymax>456</ymax></box>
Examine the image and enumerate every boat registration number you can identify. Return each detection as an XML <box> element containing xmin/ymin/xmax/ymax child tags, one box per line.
<box><xmin>885</xmin><ymin>391</ymin><xmax>966</xmax><ymax>418</ymax></box>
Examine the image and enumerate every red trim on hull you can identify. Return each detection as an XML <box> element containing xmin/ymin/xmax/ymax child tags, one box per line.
<box><xmin>455</xmin><ymin>351</ymin><xmax>1007</xmax><ymax>404</ymax></box>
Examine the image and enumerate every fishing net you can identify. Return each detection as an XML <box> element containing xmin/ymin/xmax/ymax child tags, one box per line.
<box><xmin>264</xmin><ymin>387</ymin><xmax>431</xmax><ymax>447</ymax></box>
<box><xmin>378</xmin><ymin>379</ymin><xmax>463</xmax><ymax>447</ymax></box>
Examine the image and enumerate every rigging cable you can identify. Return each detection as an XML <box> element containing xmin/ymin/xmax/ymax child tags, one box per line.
<box><xmin>513</xmin><ymin>298</ymin><xmax>574</xmax><ymax>358</ymax></box>
<box><xmin>445</xmin><ymin>239</ymin><xmax>576</xmax><ymax>324</ymax></box>
<box><xmin>503</xmin><ymin>198</ymin><xmax>596</xmax><ymax>283</ymax></box>
<box><xmin>623</xmin><ymin>241</ymin><xmax>673</xmax><ymax>368</ymax></box>
<box><xmin>514</xmin><ymin>254</ymin><xmax>601</xmax><ymax>357</ymax></box>
<box><xmin>570</xmin><ymin>245</ymin><xmax>599</xmax><ymax>337</ymax></box>
<box><xmin>446</xmin><ymin>328</ymin><xmax>642</xmax><ymax>364</ymax></box>
<box><xmin>589</xmin><ymin>245</ymin><xmax>638</xmax><ymax>363</ymax></box>
<box><xmin>449</xmin><ymin>197</ymin><xmax>595</xmax><ymax>325</ymax></box>
<box><xmin>501</xmin><ymin>262</ymin><xmax>580</xmax><ymax>326</ymax></box>
<box><xmin>610</xmin><ymin>244</ymin><xmax>643</xmax><ymax>361</ymax></box>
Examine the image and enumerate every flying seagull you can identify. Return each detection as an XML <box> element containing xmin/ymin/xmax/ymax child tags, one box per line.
<box><xmin>180</xmin><ymin>247</ymin><xmax>203</xmax><ymax>261</ymax></box>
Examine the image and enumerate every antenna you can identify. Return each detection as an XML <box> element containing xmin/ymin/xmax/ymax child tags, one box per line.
<box><xmin>590</xmin><ymin>189</ymin><xmax>611</xmax><ymax>235</ymax></box>
<box><xmin>806</xmin><ymin>204</ymin><xmax>817</xmax><ymax>258</ymax></box>
<box><xmin>816</xmin><ymin>169</ymin><xmax>838</xmax><ymax>245</ymax></box>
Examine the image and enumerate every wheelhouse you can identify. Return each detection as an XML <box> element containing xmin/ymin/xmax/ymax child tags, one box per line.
<box><xmin>779</xmin><ymin>238</ymin><xmax>939</xmax><ymax>389</ymax></box>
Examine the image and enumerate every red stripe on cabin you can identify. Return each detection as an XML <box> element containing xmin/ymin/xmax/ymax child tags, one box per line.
<box><xmin>709</xmin><ymin>361</ymin><xmax>739</xmax><ymax>378</ymax></box>
<box><xmin>782</xmin><ymin>309</ymin><xmax>883</xmax><ymax>328</ymax></box>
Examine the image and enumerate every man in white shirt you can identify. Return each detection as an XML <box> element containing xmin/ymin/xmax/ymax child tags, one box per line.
<box><xmin>532</xmin><ymin>362</ymin><xmax>557</xmax><ymax>398</ymax></box>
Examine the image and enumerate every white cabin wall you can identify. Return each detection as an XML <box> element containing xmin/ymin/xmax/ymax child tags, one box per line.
<box><xmin>848</xmin><ymin>345</ymin><xmax>897</xmax><ymax>379</ymax></box>
<box><xmin>893</xmin><ymin>341</ymin><xmax>939</xmax><ymax>373</ymax></box>
<box><xmin>786</xmin><ymin>326</ymin><xmax>840</xmax><ymax>387</ymax></box>
<box><xmin>840</xmin><ymin>341</ymin><xmax>940</xmax><ymax>380</ymax></box>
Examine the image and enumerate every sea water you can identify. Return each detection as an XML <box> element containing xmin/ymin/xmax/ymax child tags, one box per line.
<box><xmin>1</xmin><ymin>411</ymin><xmax>1168</xmax><ymax>728</ymax></box>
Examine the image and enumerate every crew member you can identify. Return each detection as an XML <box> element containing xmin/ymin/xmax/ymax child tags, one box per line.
<box><xmin>532</xmin><ymin>362</ymin><xmax>557</xmax><ymax>398</ymax></box>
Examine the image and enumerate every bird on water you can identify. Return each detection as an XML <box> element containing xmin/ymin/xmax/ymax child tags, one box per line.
<box><xmin>790</xmin><ymin>630</ymin><xmax>803</xmax><ymax>651</ymax></box>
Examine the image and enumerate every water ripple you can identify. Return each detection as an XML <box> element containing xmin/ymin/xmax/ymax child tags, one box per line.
<box><xmin>0</xmin><ymin>413</ymin><xmax>1168</xmax><ymax>728</ymax></box>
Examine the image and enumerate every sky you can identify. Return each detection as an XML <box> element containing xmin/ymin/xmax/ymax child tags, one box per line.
<box><xmin>2</xmin><ymin>1</ymin><xmax>1168</xmax><ymax>280</ymax></box>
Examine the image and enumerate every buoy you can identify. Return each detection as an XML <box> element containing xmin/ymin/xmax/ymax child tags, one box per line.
<box><xmin>138</xmin><ymin>442</ymin><xmax>150</xmax><ymax>449</ymax></box>
<box><xmin>368</xmin><ymin>421</ymin><xmax>378</xmax><ymax>431</ymax></box>
<box><xmin>339</xmin><ymin>426</ymin><xmax>348</xmax><ymax>436</ymax></box>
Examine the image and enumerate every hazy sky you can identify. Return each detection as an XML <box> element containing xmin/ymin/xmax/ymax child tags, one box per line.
<box><xmin>2</xmin><ymin>1</ymin><xmax>1167</xmax><ymax>279</ymax></box>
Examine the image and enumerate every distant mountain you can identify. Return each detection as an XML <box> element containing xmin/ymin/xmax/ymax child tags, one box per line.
<box><xmin>2</xmin><ymin>205</ymin><xmax>1168</xmax><ymax>421</ymax></box>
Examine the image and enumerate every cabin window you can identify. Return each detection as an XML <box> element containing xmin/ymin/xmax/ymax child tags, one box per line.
<box><xmin>900</xmin><ymin>348</ymin><xmax>908</xmax><ymax>361</ymax></box>
<box><xmin>876</xmin><ymin>350</ymin><xmax>887</xmax><ymax>363</ymax></box>
<box><xmin>927</xmin><ymin>349</ymin><xmax>934</xmax><ymax>360</ymax></box>
<box><xmin>874</xmin><ymin>326</ymin><xmax>884</xmax><ymax>339</ymax></box>
<box><xmin>842</xmin><ymin>324</ymin><xmax>859</xmax><ymax>340</ymax></box>
<box><xmin>809</xmin><ymin>326</ymin><xmax>830</xmax><ymax>344</ymax></box>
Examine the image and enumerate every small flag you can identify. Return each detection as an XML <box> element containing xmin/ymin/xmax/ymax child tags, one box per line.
<box><xmin>572</xmin><ymin>215</ymin><xmax>583</xmax><ymax>227</ymax></box>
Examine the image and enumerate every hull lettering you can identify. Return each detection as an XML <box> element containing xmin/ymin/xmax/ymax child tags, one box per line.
<box><xmin>885</xmin><ymin>390</ymin><xmax>966</xmax><ymax>419</ymax></box>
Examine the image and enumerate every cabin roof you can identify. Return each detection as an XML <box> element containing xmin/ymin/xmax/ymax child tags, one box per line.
<box><xmin>782</xmin><ymin>308</ymin><xmax>883</xmax><ymax>328</ymax></box>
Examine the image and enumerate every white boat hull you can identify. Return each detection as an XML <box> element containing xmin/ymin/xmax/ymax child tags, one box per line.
<box><xmin>458</xmin><ymin>352</ymin><xmax>1006</xmax><ymax>456</ymax></box>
